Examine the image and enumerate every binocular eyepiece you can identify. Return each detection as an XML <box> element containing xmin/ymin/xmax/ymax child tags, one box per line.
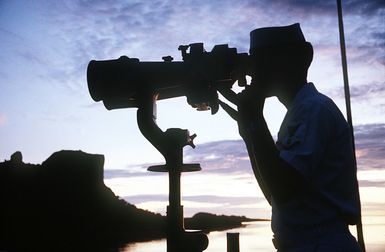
<box><xmin>87</xmin><ymin>43</ymin><xmax>250</xmax><ymax>114</ymax></box>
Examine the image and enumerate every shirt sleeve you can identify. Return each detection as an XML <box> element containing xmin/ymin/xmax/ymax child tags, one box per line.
<box><xmin>278</xmin><ymin>101</ymin><xmax>334</xmax><ymax>181</ymax></box>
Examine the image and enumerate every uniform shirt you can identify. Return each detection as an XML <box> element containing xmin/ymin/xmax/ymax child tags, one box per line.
<box><xmin>272</xmin><ymin>82</ymin><xmax>360</xmax><ymax>243</ymax></box>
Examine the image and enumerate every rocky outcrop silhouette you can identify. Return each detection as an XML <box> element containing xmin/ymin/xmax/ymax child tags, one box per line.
<box><xmin>0</xmin><ymin>150</ymin><xmax>259</xmax><ymax>251</ymax></box>
<box><xmin>0</xmin><ymin>150</ymin><xmax>165</xmax><ymax>251</ymax></box>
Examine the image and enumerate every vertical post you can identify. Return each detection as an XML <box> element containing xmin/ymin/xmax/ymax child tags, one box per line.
<box><xmin>336</xmin><ymin>1</ymin><xmax>365</xmax><ymax>251</ymax></box>
<box><xmin>167</xmin><ymin>152</ymin><xmax>184</xmax><ymax>231</ymax></box>
<box><xmin>166</xmin><ymin>150</ymin><xmax>184</xmax><ymax>252</ymax></box>
<box><xmin>227</xmin><ymin>233</ymin><xmax>240</xmax><ymax>252</ymax></box>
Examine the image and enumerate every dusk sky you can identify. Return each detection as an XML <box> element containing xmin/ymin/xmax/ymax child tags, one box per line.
<box><xmin>1</xmin><ymin>0</ymin><xmax>385</xmax><ymax>248</ymax></box>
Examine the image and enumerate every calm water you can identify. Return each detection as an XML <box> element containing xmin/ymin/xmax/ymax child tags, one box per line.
<box><xmin>120</xmin><ymin>218</ymin><xmax>385</xmax><ymax>252</ymax></box>
<box><xmin>121</xmin><ymin>221</ymin><xmax>273</xmax><ymax>252</ymax></box>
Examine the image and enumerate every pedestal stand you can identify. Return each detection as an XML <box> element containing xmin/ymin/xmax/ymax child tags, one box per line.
<box><xmin>137</xmin><ymin>93</ymin><xmax>208</xmax><ymax>252</ymax></box>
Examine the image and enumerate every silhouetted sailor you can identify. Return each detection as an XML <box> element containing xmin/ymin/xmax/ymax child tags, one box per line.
<box><xmin>219</xmin><ymin>23</ymin><xmax>361</xmax><ymax>252</ymax></box>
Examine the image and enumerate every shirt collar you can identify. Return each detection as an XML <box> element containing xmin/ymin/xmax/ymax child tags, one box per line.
<box><xmin>288</xmin><ymin>82</ymin><xmax>318</xmax><ymax>110</ymax></box>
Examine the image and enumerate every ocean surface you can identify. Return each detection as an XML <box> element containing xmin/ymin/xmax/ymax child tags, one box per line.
<box><xmin>120</xmin><ymin>217</ymin><xmax>385</xmax><ymax>252</ymax></box>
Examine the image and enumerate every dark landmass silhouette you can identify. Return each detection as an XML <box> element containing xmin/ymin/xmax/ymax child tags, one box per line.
<box><xmin>0</xmin><ymin>150</ymin><xmax>266</xmax><ymax>252</ymax></box>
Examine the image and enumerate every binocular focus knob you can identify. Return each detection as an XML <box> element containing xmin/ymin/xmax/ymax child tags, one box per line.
<box><xmin>163</xmin><ymin>129</ymin><xmax>197</xmax><ymax>149</ymax></box>
<box><xmin>187</xmin><ymin>133</ymin><xmax>197</xmax><ymax>149</ymax></box>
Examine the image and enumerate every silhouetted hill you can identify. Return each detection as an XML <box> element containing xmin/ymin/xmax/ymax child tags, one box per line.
<box><xmin>185</xmin><ymin>212</ymin><xmax>265</xmax><ymax>232</ymax></box>
<box><xmin>0</xmin><ymin>150</ymin><xmax>165</xmax><ymax>251</ymax></box>
<box><xmin>0</xmin><ymin>150</ymin><xmax>262</xmax><ymax>251</ymax></box>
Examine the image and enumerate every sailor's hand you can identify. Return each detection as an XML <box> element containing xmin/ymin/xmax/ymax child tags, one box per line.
<box><xmin>237</xmin><ymin>84</ymin><xmax>266</xmax><ymax>122</ymax></box>
<box><xmin>217</xmin><ymin>84</ymin><xmax>266</xmax><ymax>121</ymax></box>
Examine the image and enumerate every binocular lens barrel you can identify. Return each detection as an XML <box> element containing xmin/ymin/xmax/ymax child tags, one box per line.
<box><xmin>87</xmin><ymin>56</ymin><xmax>189</xmax><ymax>109</ymax></box>
<box><xmin>86</xmin><ymin>44</ymin><xmax>250</xmax><ymax>112</ymax></box>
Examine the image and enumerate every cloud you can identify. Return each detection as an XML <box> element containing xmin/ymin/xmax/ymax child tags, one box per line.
<box><xmin>260</xmin><ymin>0</ymin><xmax>385</xmax><ymax>16</ymax></box>
<box><xmin>359</xmin><ymin>180</ymin><xmax>385</xmax><ymax>187</ymax></box>
<box><xmin>123</xmin><ymin>194</ymin><xmax>168</xmax><ymax>205</ymax></box>
<box><xmin>123</xmin><ymin>194</ymin><xmax>262</xmax><ymax>206</ymax></box>
<box><xmin>106</xmin><ymin>123</ymin><xmax>385</xmax><ymax>217</ymax></box>
<box><xmin>184</xmin><ymin>194</ymin><xmax>264</xmax><ymax>206</ymax></box>
<box><xmin>184</xmin><ymin>140</ymin><xmax>253</xmax><ymax>175</ymax></box>
<box><xmin>250</xmin><ymin>0</ymin><xmax>385</xmax><ymax>67</ymax></box>
<box><xmin>344</xmin><ymin>25</ymin><xmax>385</xmax><ymax>67</ymax></box>
<box><xmin>354</xmin><ymin>123</ymin><xmax>385</xmax><ymax>170</ymax></box>
<box><xmin>350</xmin><ymin>82</ymin><xmax>385</xmax><ymax>99</ymax></box>
<box><xmin>106</xmin><ymin>123</ymin><xmax>385</xmax><ymax>180</ymax></box>
<box><xmin>331</xmin><ymin>81</ymin><xmax>385</xmax><ymax>100</ymax></box>
<box><xmin>112</xmin><ymin>123</ymin><xmax>385</xmax><ymax>181</ymax></box>
<box><xmin>11</xmin><ymin>0</ymin><xmax>256</xmax><ymax>100</ymax></box>
<box><xmin>104</xmin><ymin>165</ymin><xmax>163</xmax><ymax>179</ymax></box>
<box><xmin>330</xmin><ymin>82</ymin><xmax>385</xmax><ymax>121</ymax></box>
<box><xmin>186</xmin><ymin>124</ymin><xmax>385</xmax><ymax>174</ymax></box>
<box><xmin>344</xmin><ymin>0</ymin><xmax>385</xmax><ymax>15</ymax></box>
<box><xmin>361</xmin><ymin>202</ymin><xmax>385</xmax><ymax>216</ymax></box>
<box><xmin>44</xmin><ymin>1</ymin><xmax>209</xmax><ymax>61</ymax></box>
<box><xmin>122</xmin><ymin>193</ymin><xmax>269</xmax><ymax>217</ymax></box>
<box><xmin>3</xmin><ymin>0</ymin><xmax>383</xmax><ymax>100</ymax></box>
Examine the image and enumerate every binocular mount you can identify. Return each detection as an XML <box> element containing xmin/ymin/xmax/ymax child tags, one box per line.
<box><xmin>136</xmin><ymin>92</ymin><xmax>209</xmax><ymax>252</ymax></box>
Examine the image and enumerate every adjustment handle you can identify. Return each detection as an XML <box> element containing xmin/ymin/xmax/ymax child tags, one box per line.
<box><xmin>188</xmin><ymin>133</ymin><xmax>197</xmax><ymax>149</ymax></box>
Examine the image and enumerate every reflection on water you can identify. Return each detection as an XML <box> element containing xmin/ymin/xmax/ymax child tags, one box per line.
<box><xmin>121</xmin><ymin>217</ymin><xmax>385</xmax><ymax>252</ymax></box>
<box><xmin>120</xmin><ymin>221</ymin><xmax>274</xmax><ymax>252</ymax></box>
<box><xmin>122</xmin><ymin>239</ymin><xmax>167</xmax><ymax>252</ymax></box>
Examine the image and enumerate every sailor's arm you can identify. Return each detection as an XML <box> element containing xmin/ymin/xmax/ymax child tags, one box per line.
<box><xmin>219</xmin><ymin>87</ymin><xmax>305</xmax><ymax>205</ymax></box>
